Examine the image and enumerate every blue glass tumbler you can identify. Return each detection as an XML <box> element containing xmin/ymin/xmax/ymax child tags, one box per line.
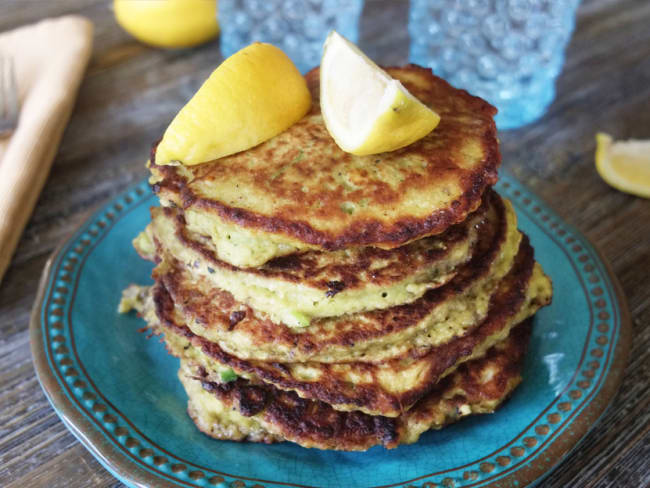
<box><xmin>218</xmin><ymin>0</ymin><xmax>364</xmax><ymax>74</ymax></box>
<box><xmin>409</xmin><ymin>0</ymin><xmax>581</xmax><ymax>129</ymax></box>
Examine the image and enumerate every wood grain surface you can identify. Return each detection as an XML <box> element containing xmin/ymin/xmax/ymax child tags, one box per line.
<box><xmin>0</xmin><ymin>0</ymin><xmax>648</xmax><ymax>487</ymax></box>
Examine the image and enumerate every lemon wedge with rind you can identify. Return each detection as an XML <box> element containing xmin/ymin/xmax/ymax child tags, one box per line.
<box><xmin>155</xmin><ymin>43</ymin><xmax>312</xmax><ymax>166</ymax></box>
<box><xmin>320</xmin><ymin>31</ymin><xmax>440</xmax><ymax>156</ymax></box>
<box><xmin>595</xmin><ymin>132</ymin><xmax>650</xmax><ymax>199</ymax></box>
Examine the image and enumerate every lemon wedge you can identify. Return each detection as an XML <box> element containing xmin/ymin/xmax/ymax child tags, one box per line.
<box><xmin>595</xmin><ymin>133</ymin><xmax>650</xmax><ymax>198</ymax></box>
<box><xmin>320</xmin><ymin>31</ymin><xmax>440</xmax><ymax>156</ymax></box>
<box><xmin>155</xmin><ymin>43</ymin><xmax>312</xmax><ymax>166</ymax></box>
<box><xmin>114</xmin><ymin>0</ymin><xmax>219</xmax><ymax>49</ymax></box>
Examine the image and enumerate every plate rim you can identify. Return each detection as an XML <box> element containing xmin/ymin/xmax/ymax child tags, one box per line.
<box><xmin>29</xmin><ymin>175</ymin><xmax>632</xmax><ymax>488</ymax></box>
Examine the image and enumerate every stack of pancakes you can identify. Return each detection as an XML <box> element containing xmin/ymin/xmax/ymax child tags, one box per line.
<box><xmin>121</xmin><ymin>66</ymin><xmax>552</xmax><ymax>451</ymax></box>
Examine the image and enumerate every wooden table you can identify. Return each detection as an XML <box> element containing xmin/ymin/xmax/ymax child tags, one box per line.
<box><xmin>1</xmin><ymin>0</ymin><xmax>648</xmax><ymax>486</ymax></box>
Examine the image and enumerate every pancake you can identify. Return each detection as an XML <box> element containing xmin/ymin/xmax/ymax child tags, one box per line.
<box><xmin>148</xmin><ymin>193</ymin><xmax>522</xmax><ymax>364</ymax></box>
<box><xmin>180</xmin><ymin>320</ymin><xmax>532</xmax><ymax>451</ymax></box>
<box><xmin>148</xmin><ymin>237</ymin><xmax>549</xmax><ymax>416</ymax></box>
<box><xmin>149</xmin><ymin>65</ymin><xmax>500</xmax><ymax>268</ymax></box>
<box><xmin>137</xmin><ymin>192</ymin><xmax>488</xmax><ymax>327</ymax></box>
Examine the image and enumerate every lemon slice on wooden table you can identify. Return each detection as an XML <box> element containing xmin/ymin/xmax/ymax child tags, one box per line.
<box><xmin>595</xmin><ymin>132</ymin><xmax>650</xmax><ymax>198</ymax></box>
<box><xmin>320</xmin><ymin>31</ymin><xmax>440</xmax><ymax>156</ymax></box>
<box><xmin>114</xmin><ymin>0</ymin><xmax>220</xmax><ymax>49</ymax></box>
<box><xmin>155</xmin><ymin>43</ymin><xmax>312</xmax><ymax>166</ymax></box>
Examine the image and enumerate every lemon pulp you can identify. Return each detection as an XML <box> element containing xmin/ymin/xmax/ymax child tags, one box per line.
<box><xmin>595</xmin><ymin>132</ymin><xmax>650</xmax><ymax>198</ymax></box>
<box><xmin>320</xmin><ymin>31</ymin><xmax>440</xmax><ymax>156</ymax></box>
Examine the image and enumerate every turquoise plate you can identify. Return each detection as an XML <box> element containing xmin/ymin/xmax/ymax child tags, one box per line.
<box><xmin>31</xmin><ymin>172</ymin><xmax>630</xmax><ymax>488</ymax></box>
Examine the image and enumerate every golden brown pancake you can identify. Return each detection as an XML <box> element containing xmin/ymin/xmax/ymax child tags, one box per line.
<box><xmin>180</xmin><ymin>320</ymin><xmax>532</xmax><ymax>451</ymax></box>
<box><xmin>149</xmin><ymin>66</ymin><xmax>500</xmax><ymax>267</ymax></box>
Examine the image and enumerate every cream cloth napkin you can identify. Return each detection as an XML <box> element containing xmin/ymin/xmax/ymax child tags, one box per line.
<box><xmin>0</xmin><ymin>16</ymin><xmax>93</xmax><ymax>284</ymax></box>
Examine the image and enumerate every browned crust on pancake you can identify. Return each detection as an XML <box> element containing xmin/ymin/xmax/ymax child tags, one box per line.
<box><xmin>158</xmin><ymin>190</ymin><xmax>508</xmax><ymax>361</ymax></box>
<box><xmin>184</xmin><ymin>320</ymin><xmax>531</xmax><ymax>450</ymax></box>
<box><xmin>186</xmin><ymin>398</ymin><xmax>283</xmax><ymax>444</ymax></box>
<box><xmin>150</xmin><ymin>65</ymin><xmax>500</xmax><ymax>251</ymax></box>
<box><xmin>157</xmin><ymin>194</ymin><xmax>486</xmax><ymax>291</ymax></box>
<box><xmin>390</xmin><ymin>320</ymin><xmax>532</xmax><ymax>448</ymax></box>
<box><xmin>203</xmin><ymin>236</ymin><xmax>539</xmax><ymax>413</ymax></box>
<box><xmin>194</xmin><ymin>374</ymin><xmax>398</xmax><ymax>450</ymax></box>
<box><xmin>154</xmin><ymin>234</ymin><xmax>543</xmax><ymax>417</ymax></box>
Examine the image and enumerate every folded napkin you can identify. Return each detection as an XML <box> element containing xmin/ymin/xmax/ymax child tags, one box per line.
<box><xmin>0</xmin><ymin>16</ymin><xmax>93</xmax><ymax>284</ymax></box>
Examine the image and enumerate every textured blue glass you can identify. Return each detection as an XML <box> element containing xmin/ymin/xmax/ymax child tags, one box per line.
<box><xmin>409</xmin><ymin>0</ymin><xmax>581</xmax><ymax>129</ymax></box>
<box><xmin>218</xmin><ymin>0</ymin><xmax>364</xmax><ymax>73</ymax></box>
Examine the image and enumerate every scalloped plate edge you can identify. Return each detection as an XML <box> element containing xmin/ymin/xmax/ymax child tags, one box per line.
<box><xmin>30</xmin><ymin>174</ymin><xmax>631</xmax><ymax>488</ymax></box>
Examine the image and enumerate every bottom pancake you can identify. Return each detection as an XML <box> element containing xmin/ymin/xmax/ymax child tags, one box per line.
<box><xmin>180</xmin><ymin>320</ymin><xmax>532</xmax><ymax>451</ymax></box>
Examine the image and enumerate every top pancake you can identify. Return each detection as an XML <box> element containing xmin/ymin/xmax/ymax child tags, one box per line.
<box><xmin>149</xmin><ymin>65</ymin><xmax>500</xmax><ymax>267</ymax></box>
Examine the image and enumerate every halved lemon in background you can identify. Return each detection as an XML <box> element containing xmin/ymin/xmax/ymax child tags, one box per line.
<box><xmin>320</xmin><ymin>31</ymin><xmax>440</xmax><ymax>156</ymax></box>
<box><xmin>114</xmin><ymin>0</ymin><xmax>219</xmax><ymax>49</ymax></box>
<box><xmin>155</xmin><ymin>43</ymin><xmax>311</xmax><ymax>166</ymax></box>
<box><xmin>595</xmin><ymin>132</ymin><xmax>650</xmax><ymax>199</ymax></box>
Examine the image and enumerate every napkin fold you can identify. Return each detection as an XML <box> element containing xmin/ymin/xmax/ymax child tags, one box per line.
<box><xmin>0</xmin><ymin>16</ymin><xmax>93</xmax><ymax>284</ymax></box>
